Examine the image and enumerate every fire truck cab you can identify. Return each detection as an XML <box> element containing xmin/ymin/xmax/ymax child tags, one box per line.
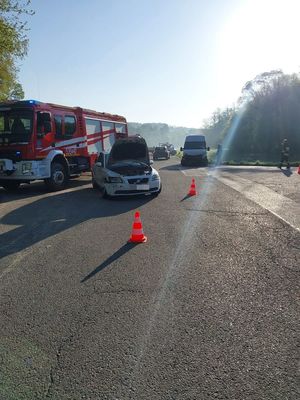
<box><xmin>0</xmin><ymin>100</ymin><xmax>128</xmax><ymax>191</ymax></box>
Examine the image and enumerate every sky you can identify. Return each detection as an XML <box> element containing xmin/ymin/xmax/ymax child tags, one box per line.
<box><xmin>19</xmin><ymin>0</ymin><xmax>300</xmax><ymax>128</ymax></box>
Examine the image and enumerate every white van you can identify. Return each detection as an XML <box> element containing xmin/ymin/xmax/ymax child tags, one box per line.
<box><xmin>180</xmin><ymin>135</ymin><xmax>210</xmax><ymax>166</ymax></box>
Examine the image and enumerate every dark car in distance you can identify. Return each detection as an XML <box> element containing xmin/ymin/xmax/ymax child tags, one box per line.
<box><xmin>153</xmin><ymin>146</ymin><xmax>170</xmax><ymax>160</ymax></box>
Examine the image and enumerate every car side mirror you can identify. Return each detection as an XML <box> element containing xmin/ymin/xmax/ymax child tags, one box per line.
<box><xmin>180</xmin><ymin>147</ymin><xmax>183</xmax><ymax>151</ymax></box>
<box><xmin>207</xmin><ymin>147</ymin><xmax>210</xmax><ymax>151</ymax></box>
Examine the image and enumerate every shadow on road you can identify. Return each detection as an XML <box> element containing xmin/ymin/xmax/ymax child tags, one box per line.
<box><xmin>0</xmin><ymin>178</ymin><xmax>90</xmax><ymax>203</ymax></box>
<box><xmin>1</xmin><ymin>188</ymin><xmax>153</xmax><ymax>259</ymax></box>
<box><xmin>81</xmin><ymin>243</ymin><xmax>137</xmax><ymax>283</ymax></box>
<box><xmin>180</xmin><ymin>194</ymin><xmax>194</xmax><ymax>202</ymax></box>
<box><xmin>280</xmin><ymin>168</ymin><xmax>293</xmax><ymax>177</ymax></box>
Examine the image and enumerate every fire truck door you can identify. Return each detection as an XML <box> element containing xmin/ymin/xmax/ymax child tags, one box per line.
<box><xmin>36</xmin><ymin>112</ymin><xmax>53</xmax><ymax>149</ymax></box>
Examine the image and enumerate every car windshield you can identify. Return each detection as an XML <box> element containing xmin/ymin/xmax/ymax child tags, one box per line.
<box><xmin>0</xmin><ymin>108</ymin><xmax>33</xmax><ymax>142</ymax></box>
<box><xmin>184</xmin><ymin>141</ymin><xmax>206</xmax><ymax>149</ymax></box>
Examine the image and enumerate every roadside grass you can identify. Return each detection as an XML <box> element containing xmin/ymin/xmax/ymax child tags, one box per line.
<box><xmin>176</xmin><ymin>149</ymin><xmax>300</xmax><ymax>167</ymax></box>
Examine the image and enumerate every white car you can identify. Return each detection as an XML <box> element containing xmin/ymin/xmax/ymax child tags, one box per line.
<box><xmin>92</xmin><ymin>136</ymin><xmax>161</xmax><ymax>198</ymax></box>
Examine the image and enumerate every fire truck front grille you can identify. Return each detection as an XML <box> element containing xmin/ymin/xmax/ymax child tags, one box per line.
<box><xmin>0</xmin><ymin>150</ymin><xmax>22</xmax><ymax>162</ymax></box>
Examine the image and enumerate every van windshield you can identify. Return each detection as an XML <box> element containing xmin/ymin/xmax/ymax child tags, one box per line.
<box><xmin>184</xmin><ymin>141</ymin><xmax>206</xmax><ymax>149</ymax></box>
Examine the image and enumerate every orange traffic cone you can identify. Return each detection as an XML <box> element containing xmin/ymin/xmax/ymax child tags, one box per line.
<box><xmin>188</xmin><ymin>178</ymin><xmax>197</xmax><ymax>196</ymax></box>
<box><xmin>128</xmin><ymin>211</ymin><xmax>147</xmax><ymax>243</ymax></box>
<box><xmin>298</xmin><ymin>165</ymin><xmax>300</xmax><ymax>175</ymax></box>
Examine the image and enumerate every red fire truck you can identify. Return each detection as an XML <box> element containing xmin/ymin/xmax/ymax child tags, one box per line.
<box><xmin>0</xmin><ymin>100</ymin><xmax>128</xmax><ymax>191</ymax></box>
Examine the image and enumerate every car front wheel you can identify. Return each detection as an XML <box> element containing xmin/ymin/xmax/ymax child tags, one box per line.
<box><xmin>103</xmin><ymin>188</ymin><xmax>111</xmax><ymax>199</ymax></box>
<box><xmin>92</xmin><ymin>178</ymin><xmax>100</xmax><ymax>190</ymax></box>
<box><xmin>152</xmin><ymin>185</ymin><xmax>162</xmax><ymax>197</ymax></box>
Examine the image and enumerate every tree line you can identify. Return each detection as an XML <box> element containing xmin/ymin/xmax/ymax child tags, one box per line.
<box><xmin>128</xmin><ymin>122</ymin><xmax>206</xmax><ymax>149</ymax></box>
<box><xmin>1</xmin><ymin>3</ymin><xmax>299</xmax><ymax>164</ymax></box>
<box><xmin>204</xmin><ymin>70</ymin><xmax>300</xmax><ymax>162</ymax></box>
<box><xmin>130</xmin><ymin>71</ymin><xmax>300</xmax><ymax>163</ymax></box>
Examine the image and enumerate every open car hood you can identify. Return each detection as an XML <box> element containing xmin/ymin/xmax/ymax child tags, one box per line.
<box><xmin>107</xmin><ymin>137</ymin><xmax>150</xmax><ymax>167</ymax></box>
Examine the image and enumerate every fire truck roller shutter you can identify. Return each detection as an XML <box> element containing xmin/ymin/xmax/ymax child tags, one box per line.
<box><xmin>86</xmin><ymin>118</ymin><xmax>103</xmax><ymax>155</ymax></box>
<box><xmin>102</xmin><ymin>121</ymin><xmax>115</xmax><ymax>152</ymax></box>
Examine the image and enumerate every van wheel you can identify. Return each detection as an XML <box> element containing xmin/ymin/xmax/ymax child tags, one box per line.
<box><xmin>45</xmin><ymin>162</ymin><xmax>68</xmax><ymax>191</ymax></box>
<box><xmin>1</xmin><ymin>181</ymin><xmax>21</xmax><ymax>192</ymax></box>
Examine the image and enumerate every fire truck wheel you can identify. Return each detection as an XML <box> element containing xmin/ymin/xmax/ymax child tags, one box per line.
<box><xmin>45</xmin><ymin>162</ymin><xmax>68</xmax><ymax>191</ymax></box>
<box><xmin>1</xmin><ymin>181</ymin><xmax>21</xmax><ymax>191</ymax></box>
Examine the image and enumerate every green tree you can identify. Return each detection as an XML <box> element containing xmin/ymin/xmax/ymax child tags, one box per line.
<box><xmin>204</xmin><ymin>71</ymin><xmax>300</xmax><ymax>163</ymax></box>
<box><xmin>0</xmin><ymin>0</ymin><xmax>34</xmax><ymax>100</ymax></box>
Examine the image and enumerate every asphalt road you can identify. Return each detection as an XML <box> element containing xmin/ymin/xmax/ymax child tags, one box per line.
<box><xmin>0</xmin><ymin>158</ymin><xmax>299</xmax><ymax>400</ymax></box>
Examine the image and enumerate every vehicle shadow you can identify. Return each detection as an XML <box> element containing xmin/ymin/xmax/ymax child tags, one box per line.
<box><xmin>0</xmin><ymin>188</ymin><xmax>153</xmax><ymax>259</ymax></box>
<box><xmin>0</xmin><ymin>178</ymin><xmax>91</xmax><ymax>203</ymax></box>
<box><xmin>81</xmin><ymin>243</ymin><xmax>137</xmax><ymax>283</ymax></box>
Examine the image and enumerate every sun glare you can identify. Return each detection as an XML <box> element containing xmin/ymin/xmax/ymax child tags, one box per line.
<box><xmin>216</xmin><ymin>0</ymin><xmax>300</xmax><ymax>105</ymax></box>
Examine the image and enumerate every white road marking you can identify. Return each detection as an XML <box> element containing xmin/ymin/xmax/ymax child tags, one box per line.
<box><xmin>179</xmin><ymin>165</ymin><xmax>300</xmax><ymax>231</ymax></box>
<box><xmin>211</xmin><ymin>172</ymin><xmax>300</xmax><ymax>232</ymax></box>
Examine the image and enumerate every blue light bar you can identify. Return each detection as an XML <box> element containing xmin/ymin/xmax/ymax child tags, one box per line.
<box><xmin>27</xmin><ymin>99</ymin><xmax>41</xmax><ymax>105</ymax></box>
<box><xmin>16</xmin><ymin>99</ymin><xmax>41</xmax><ymax>106</ymax></box>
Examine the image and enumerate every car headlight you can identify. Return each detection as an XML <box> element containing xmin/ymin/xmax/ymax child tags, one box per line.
<box><xmin>152</xmin><ymin>173</ymin><xmax>160</xmax><ymax>181</ymax></box>
<box><xmin>107</xmin><ymin>176</ymin><xmax>123</xmax><ymax>183</ymax></box>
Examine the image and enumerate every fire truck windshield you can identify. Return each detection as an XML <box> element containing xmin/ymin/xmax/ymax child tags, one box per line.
<box><xmin>0</xmin><ymin>109</ymin><xmax>33</xmax><ymax>143</ymax></box>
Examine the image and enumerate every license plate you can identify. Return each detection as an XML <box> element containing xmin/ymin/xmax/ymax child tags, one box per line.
<box><xmin>136</xmin><ymin>184</ymin><xmax>149</xmax><ymax>190</ymax></box>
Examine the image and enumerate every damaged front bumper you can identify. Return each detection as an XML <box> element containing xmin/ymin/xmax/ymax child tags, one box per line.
<box><xmin>104</xmin><ymin>176</ymin><xmax>161</xmax><ymax>196</ymax></box>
